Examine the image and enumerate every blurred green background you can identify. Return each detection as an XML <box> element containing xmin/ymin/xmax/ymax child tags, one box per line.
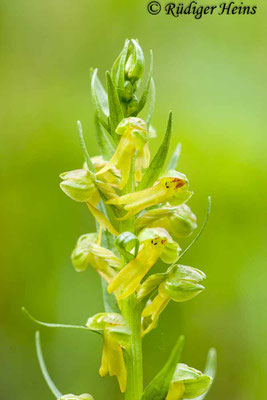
<box><xmin>1</xmin><ymin>1</ymin><xmax>266</xmax><ymax>399</ymax></box>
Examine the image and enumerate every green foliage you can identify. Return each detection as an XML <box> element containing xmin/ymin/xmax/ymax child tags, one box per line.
<box><xmin>138</xmin><ymin>111</ymin><xmax>173</xmax><ymax>190</ymax></box>
<box><xmin>141</xmin><ymin>336</ymin><xmax>184</xmax><ymax>400</ymax></box>
<box><xmin>35</xmin><ymin>331</ymin><xmax>62</xmax><ymax>399</ymax></box>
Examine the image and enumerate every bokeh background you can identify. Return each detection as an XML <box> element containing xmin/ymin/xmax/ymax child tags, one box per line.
<box><xmin>1</xmin><ymin>1</ymin><xmax>266</xmax><ymax>399</ymax></box>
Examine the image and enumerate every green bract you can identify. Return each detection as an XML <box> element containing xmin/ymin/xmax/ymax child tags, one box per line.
<box><xmin>28</xmin><ymin>39</ymin><xmax>216</xmax><ymax>400</ymax></box>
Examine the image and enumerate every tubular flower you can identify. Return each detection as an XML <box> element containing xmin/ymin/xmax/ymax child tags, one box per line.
<box><xmin>135</xmin><ymin>203</ymin><xmax>197</xmax><ymax>240</ymax></box>
<box><xmin>60</xmin><ymin>395</ymin><xmax>94</xmax><ymax>400</ymax></box>
<box><xmin>60</xmin><ymin>169</ymin><xmax>119</xmax><ymax>236</ymax></box>
<box><xmin>71</xmin><ymin>233</ymin><xmax>121</xmax><ymax>283</ymax></box>
<box><xmin>106</xmin><ymin>170</ymin><xmax>192</xmax><ymax>220</ymax></box>
<box><xmin>141</xmin><ymin>265</ymin><xmax>206</xmax><ymax>335</ymax></box>
<box><xmin>97</xmin><ymin>117</ymin><xmax>150</xmax><ymax>189</ymax></box>
<box><xmin>86</xmin><ymin>313</ymin><xmax>130</xmax><ymax>393</ymax></box>
<box><xmin>166</xmin><ymin>363</ymin><xmax>212</xmax><ymax>400</ymax></box>
<box><xmin>108</xmin><ymin>228</ymin><xmax>181</xmax><ymax>300</ymax></box>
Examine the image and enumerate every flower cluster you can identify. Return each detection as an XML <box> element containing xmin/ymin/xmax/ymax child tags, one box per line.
<box><xmin>28</xmin><ymin>39</ymin><xmax>216</xmax><ymax>400</ymax></box>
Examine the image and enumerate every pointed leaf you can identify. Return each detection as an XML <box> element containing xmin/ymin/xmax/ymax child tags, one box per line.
<box><xmin>138</xmin><ymin>111</ymin><xmax>173</xmax><ymax>190</ymax></box>
<box><xmin>195</xmin><ymin>348</ymin><xmax>217</xmax><ymax>400</ymax></box>
<box><xmin>94</xmin><ymin>115</ymin><xmax>115</xmax><ymax>160</ymax></box>
<box><xmin>141</xmin><ymin>335</ymin><xmax>184</xmax><ymax>400</ymax></box>
<box><xmin>35</xmin><ymin>331</ymin><xmax>62</xmax><ymax>398</ymax></box>
<box><xmin>115</xmin><ymin>39</ymin><xmax>130</xmax><ymax>98</ymax></box>
<box><xmin>167</xmin><ymin>143</ymin><xmax>182</xmax><ymax>171</ymax></box>
<box><xmin>133</xmin><ymin>50</ymin><xmax>153</xmax><ymax>116</ymax></box>
<box><xmin>106</xmin><ymin>71</ymin><xmax>124</xmax><ymax>142</ymax></box>
<box><xmin>77</xmin><ymin>121</ymin><xmax>95</xmax><ymax>173</ymax></box>
<box><xmin>146</xmin><ymin>78</ymin><xmax>156</xmax><ymax>130</ymax></box>
<box><xmin>91</xmin><ymin>68</ymin><xmax>110</xmax><ymax>132</ymax></box>
<box><xmin>178</xmin><ymin>196</ymin><xmax>211</xmax><ymax>261</ymax></box>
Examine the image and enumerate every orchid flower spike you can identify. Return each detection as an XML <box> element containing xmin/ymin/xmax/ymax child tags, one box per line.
<box><xmin>108</xmin><ymin>228</ymin><xmax>181</xmax><ymax>300</ymax></box>
<box><xmin>86</xmin><ymin>313</ymin><xmax>130</xmax><ymax>393</ymax></box>
<box><xmin>97</xmin><ymin>117</ymin><xmax>150</xmax><ymax>189</ymax></box>
<box><xmin>71</xmin><ymin>233</ymin><xmax>121</xmax><ymax>283</ymax></box>
<box><xmin>106</xmin><ymin>170</ymin><xmax>192</xmax><ymax>220</ymax></box>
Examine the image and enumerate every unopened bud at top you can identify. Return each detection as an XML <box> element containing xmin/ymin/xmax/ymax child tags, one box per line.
<box><xmin>125</xmin><ymin>39</ymin><xmax>145</xmax><ymax>83</ymax></box>
<box><xmin>167</xmin><ymin>363</ymin><xmax>212</xmax><ymax>399</ymax></box>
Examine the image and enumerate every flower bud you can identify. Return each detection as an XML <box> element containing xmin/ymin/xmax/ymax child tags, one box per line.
<box><xmin>60</xmin><ymin>169</ymin><xmax>99</xmax><ymax>204</ymax></box>
<box><xmin>126</xmin><ymin>94</ymin><xmax>139</xmax><ymax>115</ymax></box>
<box><xmin>123</xmin><ymin>80</ymin><xmax>134</xmax><ymax>102</ymax></box>
<box><xmin>60</xmin><ymin>395</ymin><xmax>94</xmax><ymax>400</ymax></box>
<box><xmin>161</xmin><ymin>264</ymin><xmax>206</xmax><ymax>302</ymax></box>
<box><xmin>167</xmin><ymin>363</ymin><xmax>212</xmax><ymax>399</ymax></box>
<box><xmin>136</xmin><ymin>204</ymin><xmax>197</xmax><ymax>240</ymax></box>
<box><xmin>125</xmin><ymin>39</ymin><xmax>145</xmax><ymax>83</ymax></box>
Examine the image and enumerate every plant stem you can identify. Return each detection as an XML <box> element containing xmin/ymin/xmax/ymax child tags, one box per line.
<box><xmin>122</xmin><ymin>295</ymin><xmax>143</xmax><ymax>400</ymax></box>
<box><xmin>121</xmin><ymin>154</ymin><xmax>143</xmax><ymax>400</ymax></box>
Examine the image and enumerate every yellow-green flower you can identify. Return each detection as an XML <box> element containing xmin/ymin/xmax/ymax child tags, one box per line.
<box><xmin>167</xmin><ymin>363</ymin><xmax>212</xmax><ymax>400</ymax></box>
<box><xmin>86</xmin><ymin>313</ymin><xmax>130</xmax><ymax>393</ymax></box>
<box><xmin>141</xmin><ymin>264</ymin><xmax>205</xmax><ymax>335</ymax></box>
<box><xmin>106</xmin><ymin>170</ymin><xmax>192</xmax><ymax>220</ymax></box>
<box><xmin>108</xmin><ymin>228</ymin><xmax>181</xmax><ymax>300</ymax></box>
<box><xmin>60</xmin><ymin>394</ymin><xmax>94</xmax><ymax>400</ymax></box>
<box><xmin>97</xmin><ymin>117</ymin><xmax>150</xmax><ymax>189</ymax></box>
<box><xmin>60</xmin><ymin>169</ymin><xmax>119</xmax><ymax>236</ymax></box>
<box><xmin>91</xmin><ymin>155</ymin><xmax>121</xmax><ymax>186</ymax></box>
<box><xmin>71</xmin><ymin>233</ymin><xmax>121</xmax><ymax>283</ymax></box>
<box><xmin>60</xmin><ymin>169</ymin><xmax>99</xmax><ymax>203</ymax></box>
<box><xmin>135</xmin><ymin>204</ymin><xmax>197</xmax><ymax>240</ymax></box>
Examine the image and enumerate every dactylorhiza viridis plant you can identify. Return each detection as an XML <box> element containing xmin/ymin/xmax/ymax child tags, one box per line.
<box><xmin>23</xmin><ymin>39</ymin><xmax>217</xmax><ymax>400</ymax></box>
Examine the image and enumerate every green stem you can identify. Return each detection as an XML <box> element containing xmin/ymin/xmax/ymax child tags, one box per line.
<box><xmin>122</xmin><ymin>295</ymin><xmax>143</xmax><ymax>400</ymax></box>
<box><xmin>121</xmin><ymin>153</ymin><xmax>143</xmax><ymax>399</ymax></box>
